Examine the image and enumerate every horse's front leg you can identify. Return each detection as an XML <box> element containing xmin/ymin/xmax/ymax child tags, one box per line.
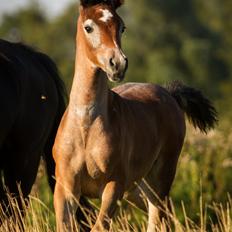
<box><xmin>91</xmin><ymin>181</ymin><xmax>124</xmax><ymax>232</ymax></box>
<box><xmin>54</xmin><ymin>166</ymin><xmax>80</xmax><ymax>232</ymax></box>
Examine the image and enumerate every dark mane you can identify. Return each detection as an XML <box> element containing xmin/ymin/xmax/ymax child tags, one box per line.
<box><xmin>0</xmin><ymin>39</ymin><xmax>40</xmax><ymax>60</ymax></box>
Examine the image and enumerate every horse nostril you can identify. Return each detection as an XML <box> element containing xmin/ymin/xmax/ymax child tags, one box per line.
<box><xmin>109</xmin><ymin>58</ymin><xmax>120</xmax><ymax>71</ymax></box>
<box><xmin>109</xmin><ymin>57</ymin><xmax>115</xmax><ymax>68</ymax></box>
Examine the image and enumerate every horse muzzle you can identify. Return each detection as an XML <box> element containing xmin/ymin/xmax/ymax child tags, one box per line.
<box><xmin>107</xmin><ymin>57</ymin><xmax>128</xmax><ymax>83</ymax></box>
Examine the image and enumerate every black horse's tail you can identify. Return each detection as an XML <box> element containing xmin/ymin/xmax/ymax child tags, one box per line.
<box><xmin>167</xmin><ymin>81</ymin><xmax>218</xmax><ymax>133</ymax></box>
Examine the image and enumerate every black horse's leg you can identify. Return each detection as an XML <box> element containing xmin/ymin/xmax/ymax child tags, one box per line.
<box><xmin>43</xmin><ymin>140</ymin><xmax>56</xmax><ymax>192</ymax></box>
<box><xmin>0</xmin><ymin>171</ymin><xmax>10</xmax><ymax>224</ymax></box>
<box><xmin>3</xmin><ymin>149</ymin><xmax>41</xmax><ymax>215</ymax></box>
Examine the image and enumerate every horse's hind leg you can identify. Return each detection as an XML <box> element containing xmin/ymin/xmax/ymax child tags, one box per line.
<box><xmin>141</xmin><ymin>150</ymin><xmax>181</xmax><ymax>232</ymax></box>
<box><xmin>126</xmin><ymin>149</ymin><xmax>181</xmax><ymax>231</ymax></box>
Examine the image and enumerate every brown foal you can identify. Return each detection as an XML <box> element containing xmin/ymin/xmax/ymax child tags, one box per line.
<box><xmin>53</xmin><ymin>0</ymin><xmax>217</xmax><ymax>231</ymax></box>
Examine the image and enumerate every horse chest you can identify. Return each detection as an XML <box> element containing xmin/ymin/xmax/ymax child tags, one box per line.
<box><xmin>85</xmin><ymin>139</ymin><xmax>113</xmax><ymax>179</ymax></box>
<box><xmin>70</xmin><ymin>116</ymin><xmax>117</xmax><ymax>194</ymax></box>
<box><xmin>82</xmin><ymin>118</ymin><xmax>114</xmax><ymax>174</ymax></box>
<box><xmin>80</xmin><ymin>142</ymin><xmax>114</xmax><ymax>198</ymax></box>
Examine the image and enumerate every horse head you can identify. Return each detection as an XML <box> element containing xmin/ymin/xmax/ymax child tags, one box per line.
<box><xmin>78</xmin><ymin>0</ymin><xmax>128</xmax><ymax>82</ymax></box>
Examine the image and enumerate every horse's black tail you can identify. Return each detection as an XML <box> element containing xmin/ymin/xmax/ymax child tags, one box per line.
<box><xmin>166</xmin><ymin>81</ymin><xmax>218</xmax><ymax>133</ymax></box>
<box><xmin>35</xmin><ymin>52</ymin><xmax>67</xmax><ymax>191</ymax></box>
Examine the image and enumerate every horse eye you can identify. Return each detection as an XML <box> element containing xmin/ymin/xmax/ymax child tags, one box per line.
<box><xmin>85</xmin><ymin>26</ymin><xmax>94</xmax><ymax>33</ymax></box>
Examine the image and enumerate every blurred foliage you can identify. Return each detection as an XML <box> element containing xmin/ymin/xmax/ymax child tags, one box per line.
<box><xmin>1</xmin><ymin>0</ymin><xmax>232</xmax><ymax>96</ymax></box>
<box><xmin>172</xmin><ymin>125</ymin><xmax>232</xmax><ymax>223</ymax></box>
<box><xmin>0</xmin><ymin>2</ymin><xmax>77</xmax><ymax>90</ymax></box>
<box><xmin>1</xmin><ymin>0</ymin><xmax>232</xmax><ymax>226</ymax></box>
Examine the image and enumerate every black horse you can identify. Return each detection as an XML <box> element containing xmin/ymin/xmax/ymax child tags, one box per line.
<box><xmin>0</xmin><ymin>39</ymin><xmax>66</xmax><ymax>209</ymax></box>
<box><xmin>0</xmin><ymin>39</ymin><xmax>92</xmax><ymax>230</ymax></box>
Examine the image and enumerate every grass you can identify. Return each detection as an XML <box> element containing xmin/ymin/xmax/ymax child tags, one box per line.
<box><xmin>0</xmin><ymin>192</ymin><xmax>54</xmax><ymax>231</ymax></box>
<box><xmin>0</xmin><ymin>190</ymin><xmax>231</xmax><ymax>231</ymax></box>
<box><xmin>0</xmin><ymin>123</ymin><xmax>232</xmax><ymax>231</ymax></box>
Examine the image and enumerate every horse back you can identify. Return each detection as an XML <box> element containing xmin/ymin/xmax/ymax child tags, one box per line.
<box><xmin>112</xmin><ymin>82</ymin><xmax>186</xmax><ymax>140</ymax></box>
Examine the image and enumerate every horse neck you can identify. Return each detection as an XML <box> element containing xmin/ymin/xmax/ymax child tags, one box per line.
<box><xmin>69</xmin><ymin>44</ymin><xmax>110</xmax><ymax>127</ymax></box>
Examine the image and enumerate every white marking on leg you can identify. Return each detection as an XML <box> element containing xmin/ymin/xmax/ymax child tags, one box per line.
<box><xmin>99</xmin><ymin>9</ymin><xmax>113</xmax><ymax>23</ymax></box>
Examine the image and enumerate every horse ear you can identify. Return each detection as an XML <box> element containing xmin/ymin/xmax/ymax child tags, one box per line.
<box><xmin>112</xmin><ymin>0</ymin><xmax>124</xmax><ymax>8</ymax></box>
<box><xmin>80</xmin><ymin>0</ymin><xmax>97</xmax><ymax>7</ymax></box>
<box><xmin>79</xmin><ymin>0</ymin><xmax>124</xmax><ymax>8</ymax></box>
<box><xmin>80</xmin><ymin>0</ymin><xmax>110</xmax><ymax>7</ymax></box>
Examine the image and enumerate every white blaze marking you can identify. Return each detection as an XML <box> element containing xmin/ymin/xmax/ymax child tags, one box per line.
<box><xmin>99</xmin><ymin>9</ymin><xmax>113</xmax><ymax>22</ymax></box>
<box><xmin>83</xmin><ymin>19</ymin><xmax>101</xmax><ymax>48</ymax></box>
<box><xmin>84</xmin><ymin>19</ymin><xmax>94</xmax><ymax>26</ymax></box>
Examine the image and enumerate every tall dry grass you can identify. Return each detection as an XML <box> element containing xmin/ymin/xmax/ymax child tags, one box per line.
<box><xmin>0</xmin><ymin>191</ymin><xmax>231</xmax><ymax>231</ymax></box>
<box><xmin>0</xmin><ymin>191</ymin><xmax>54</xmax><ymax>231</ymax></box>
